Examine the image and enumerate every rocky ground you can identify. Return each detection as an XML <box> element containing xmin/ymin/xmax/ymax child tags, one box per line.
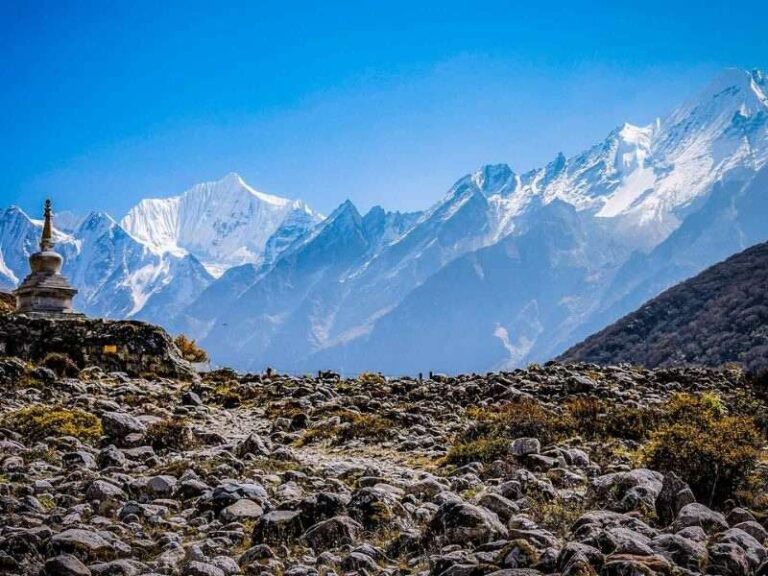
<box><xmin>1</xmin><ymin>360</ymin><xmax>768</xmax><ymax>576</ymax></box>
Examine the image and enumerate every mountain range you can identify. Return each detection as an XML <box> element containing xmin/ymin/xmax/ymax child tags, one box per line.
<box><xmin>1</xmin><ymin>68</ymin><xmax>766</xmax><ymax>373</ymax></box>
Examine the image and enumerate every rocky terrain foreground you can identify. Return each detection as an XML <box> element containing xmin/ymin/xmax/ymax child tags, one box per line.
<box><xmin>2</xmin><ymin>360</ymin><xmax>768</xmax><ymax>576</ymax></box>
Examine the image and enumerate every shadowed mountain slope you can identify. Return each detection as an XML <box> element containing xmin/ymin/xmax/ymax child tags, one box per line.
<box><xmin>559</xmin><ymin>241</ymin><xmax>768</xmax><ymax>372</ymax></box>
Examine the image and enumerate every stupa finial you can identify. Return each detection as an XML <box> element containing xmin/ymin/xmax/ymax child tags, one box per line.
<box><xmin>40</xmin><ymin>199</ymin><xmax>53</xmax><ymax>251</ymax></box>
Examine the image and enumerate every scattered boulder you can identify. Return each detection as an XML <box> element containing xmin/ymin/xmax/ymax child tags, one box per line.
<box><xmin>426</xmin><ymin>501</ymin><xmax>508</xmax><ymax>546</ymax></box>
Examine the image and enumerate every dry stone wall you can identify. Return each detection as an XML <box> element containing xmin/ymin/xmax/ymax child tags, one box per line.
<box><xmin>0</xmin><ymin>313</ymin><xmax>194</xmax><ymax>379</ymax></box>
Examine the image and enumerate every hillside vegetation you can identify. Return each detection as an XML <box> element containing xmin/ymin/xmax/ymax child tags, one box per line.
<box><xmin>560</xmin><ymin>241</ymin><xmax>768</xmax><ymax>373</ymax></box>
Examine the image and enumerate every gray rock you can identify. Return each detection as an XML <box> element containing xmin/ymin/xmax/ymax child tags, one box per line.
<box><xmin>594</xmin><ymin>527</ymin><xmax>654</xmax><ymax>556</ymax></box>
<box><xmin>185</xmin><ymin>561</ymin><xmax>226</xmax><ymax>576</ymax></box>
<box><xmin>220</xmin><ymin>499</ymin><xmax>264</xmax><ymax>523</ymax></box>
<box><xmin>48</xmin><ymin>529</ymin><xmax>115</xmax><ymax>562</ymax></box>
<box><xmin>673</xmin><ymin>503</ymin><xmax>729</xmax><ymax>534</ymax></box>
<box><xmin>733</xmin><ymin>520</ymin><xmax>768</xmax><ymax>542</ymax></box>
<box><xmin>427</xmin><ymin>501</ymin><xmax>508</xmax><ymax>546</ymax></box>
<box><xmin>340</xmin><ymin>552</ymin><xmax>378</xmax><ymax>573</ymax></box>
<box><xmin>557</xmin><ymin>542</ymin><xmax>604</xmax><ymax>573</ymax></box>
<box><xmin>236</xmin><ymin>433</ymin><xmax>272</xmax><ymax>458</ymax></box>
<box><xmin>44</xmin><ymin>555</ymin><xmax>92</xmax><ymax>576</ymax></box>
<box><xmin>405</xmin><ymin>478</ymin><xmax>446</xmax><ymax>500</ymax></box>
<box><xmin>86</xmin><ymin>480</ymin><xmax>126</xmax><ymax>504</ymax></box>
<box><xmin>707</xmin><ymin>542</ymin><xmax>750</xmax><ymax>576</ymax></box>
<box><xmin>510</xmin><ymin>438</ymin><xmax>540</xmax><ymax>456</ymax></box>
<box><xmin>252</xmin><ymin>510</ymin><xmax>305</xmax><ymax>545</ymax></box>
<box><xmin>95</xmin><ymin>445</ymin><xmax>126</xmax><ymax>469</ymax></box>
<box><xmin>146</xmin><ymin>475</ymin><xmax>177</xmax><ymax>498</ymax></box>
<box><xmin>347</xmin><ymin>486</ymin><xmax>404</xmax><ymax>530</ymax></box>
<box><xmin>590</xmin><ymin>468</ymin><xmax>663</xmax><ymax>512</ymax></box>
<box><xmin>717</xmin><ymin>527</ymin><xmax>766</xmax><ymax>569</ymax></box>
<box><xmin>651</xmin><ymin>533</ymin><xmax>707</xmax><ymax>572</ymax></box>
<box><xmin>301</xmin><ymin>516</ymin><xmax>363</xmax><ymax>550</ymax></box>
<box><xmin>89</xmin><ymin>559</ymin><xmax>149</xmax><ymax>576</ymax></box>
<box><xmin>478</xmin><ymin>492</ymin><xmax>519</xmax><ymax>523</ymax></box>
<box><xmin>655</xmin><ymin>472</ymin><xmax>696</xmax><ymax>526</ymax></box>
<box><xmin>727</xmin><ymin>507</ymin><xmax>756</xmax><ymax>525</ymax></box>
<box><xmin>101</xmin><ymin>412</ymin><xmax>146</xmax><ymax>439</ymax></box>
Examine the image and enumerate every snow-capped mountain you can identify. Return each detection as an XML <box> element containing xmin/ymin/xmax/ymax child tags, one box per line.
<box><xmin>121</xmin><ymin>172</ymin><xmax>322</xmax><ymax>276</ymax></box>
<box><xmin>0</xmin><ymin>207</ymin><xmax>214</xmax><ymax>321</ymax></box>
<box><xmin>0</xmin><ymin>175</ymin><xmax>320</xmax><ymax>329</ymax></box>
<box><xmin>196</xmin><ymin>68</ymin><xmax>768</xmax><ymax>373</ymax></box>
<box><xmin>2</xmin><ymin>68</ymin><xmax>766</xmax><ymax>374</ymax></box>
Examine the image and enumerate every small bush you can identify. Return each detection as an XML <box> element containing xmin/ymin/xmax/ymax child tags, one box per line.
<box><xmin>41</xmin><ymin>352</ymin><xmax>80</xmax><ymax>378</ymax></box>
<box><xmin>564</xmin><ymin>396</ymin><xmax>606</xmax><ymax>438</ymax></box>
<box><xmin>642</xmin><ymin>393</ymin><xmax>762</xmax><ymax>505</ymax></box>
<box><xmin>563</xmin><ymin>396</ymin><xmax>660</xmax><ymax>442</ymax></box>
<box><xmin>528</xmin><ymin>494</ymin><xmax>590</xmax><ymax>538</ymax></box>
<box><xmin>146</xmin><ymin>418</ymin><xmax>197</xmax><ymax>452</ymax></box>
<box><xmin>446</xmin><ymin>398</ymin><xmax>574</xmax><ymax>465</ymax></box>
<box><xmin>174</xmin><ymin>334</ymin><xmax>209</xmax><ymax>363</ymax></box>
<box><xmin>603</xmin><ymin>405</ymin><xmax>660</xmax><ymax>442</ymax></box>
<box><xmin>465</xmin><ymin>397</ymin><xmax>574</xmax><ymax>445</ymax></box>
<box><xmin>299</xmin><ymin>411</ymin><xmax>393</xmax><ymax>446</ymax></box>
<box><xmin>2</xmin><ymin>405</ymin><xmax>102</xmax><ymax>443</ymax></box>
<box><xmin>662</xmin><ymin>391</ymin><xmax>725</xmax><ymax>425</ymax></box>
<box><xmin>209</xmin><ymin>380</ymin><xmax>263</xmax><ymax>407</ymax></box>
<box><xmin>446</xmin><ymin>437</ymin><xmax>509</xmax><ymax>465</ymax></box>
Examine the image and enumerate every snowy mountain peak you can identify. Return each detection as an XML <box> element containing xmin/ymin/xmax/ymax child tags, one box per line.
<box><xmin>77</xmin><ymin>211</ymin><xmax>117</xmax><ymax>232</ymax></box>
<box><xmin>194</xmin><ymin>172</ymin><xmax>293</xmax><ymax>208</ymax></box>
<box><xmin>612</xmin><ymin>123</ymin><xmax>654</xmax><ymax>173</ymax></box>
<box><xmin>326</xmin><ymin>199</ymin><xmax>362</xmax><ymax>225</ymax></box>
<box><xmin>471</xmin><ymin>164</ymin><xmax>518</xmax><ymax>196</ymax></box>
<box><xmin>121</xmin><ymin>173</ymin><xmax>322</xmax><ymax>276</ymax></box>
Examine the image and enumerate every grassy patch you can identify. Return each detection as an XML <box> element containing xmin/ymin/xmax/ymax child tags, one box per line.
<box><xmin>297</xmin><ymin>410</ymin><xmax>394</xmax><ymax>446</ymax></box>
<box><xmin>2</xmin><ymin>405</ymin><xmax>102</xmax><ymax>443</ymax></box>
<box><xmin>448</xmin><ymin>391</ymin><xmax>766</xmax><ymax>506</ymax></box>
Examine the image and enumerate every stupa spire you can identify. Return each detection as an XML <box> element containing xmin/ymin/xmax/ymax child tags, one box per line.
<box><xmin>40</xmin><ymin>199</ymin><xmax>54</xmax><ymax>251</ymax></box>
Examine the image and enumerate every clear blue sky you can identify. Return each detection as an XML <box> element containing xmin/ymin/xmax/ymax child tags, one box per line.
<box><xmin>2</xmin><ymin>1</ymin><xmax>767</xmax><ymax>218</ymax></box>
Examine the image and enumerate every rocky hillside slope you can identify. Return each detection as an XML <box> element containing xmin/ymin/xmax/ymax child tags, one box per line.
<box><xmin>560</xmin><ymin>241</ymin><xmax>768</xmax><ymax>373</ymax></box>
<box><xmin>2</xmin><ymin>359</ymin><xmax>768</xmax><ymax>575</ymax></box>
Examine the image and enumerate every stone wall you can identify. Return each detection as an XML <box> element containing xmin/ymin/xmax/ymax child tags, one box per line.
<box><xmin>0</xmin><ymin>313</ymin><xmax>195</xmax><ymax>379</ymax></box>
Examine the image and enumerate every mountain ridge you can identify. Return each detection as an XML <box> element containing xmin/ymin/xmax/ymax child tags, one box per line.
<box><xmin>1</xmin><ymin>67</ymin><xmax>766</xmax><ymax>373</ymax></box>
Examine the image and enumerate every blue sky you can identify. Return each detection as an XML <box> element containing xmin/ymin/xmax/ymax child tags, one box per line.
<box><xmin>2</xmin><ymin>1</ymin><xmax>767</xmax><ymax>218</ymax></box>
